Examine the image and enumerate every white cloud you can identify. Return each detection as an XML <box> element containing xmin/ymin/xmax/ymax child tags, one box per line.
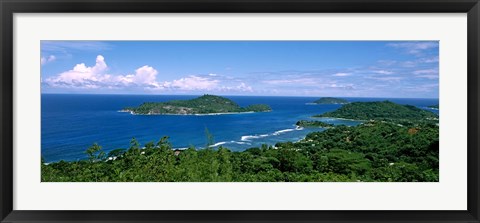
<box><xmin>400</xmin><ymin>61</ymin><xmax>417</xmax><ymax>68</ymax></box>
<box><xmin>237</xmin><ymin>82</ymin><xmax>253</xmax><ymax>92</ymax></box>
<box><xmin>368</xmin><ymin>76</ymin><xmax>403</xmax><ymax>82</ymax></box>
<box><xmin>413</xmin><ymin>69</ymin><xmax>438</xmax><ymax>79</ymax></box>
<box><xmin>117</xmin><ymin>65</ymin><xmax>160</xmax><ymax>88</ymax></box>
<box><xmin>41</xmin><ymin>55</ymin><xmax>56</xmax><ymax>65</ymax></box>
<box><xmin>219</xmin><ymin>82</ymin><xmax>253</xmax><ymax>92</ymax></box>
<box><xmin>329</xmin><ymin>83</ymin><xmax>354</xmax><ymax>90</ymax></box>
<box><xmin>161</xmin><ymin>75</ymin><xmax>254</xmax><ymax>93</ymax></box>
<box><xmin>262</xmin><ymin>78</ymin><xmax>318</xmax><ymax>85</ymax></box>
<box><xmin>419</xmin><ymin>56</ymin><xmax>439</xmax><ymax>63</ymax></box>
<box><xmin>332</xmin><ymin>72</ymin><xmax>351</xmax><ymax>77</ymax></box>
<box><xmin>164</xmin><ymin>75</ymin><xmax>219</xmax><ymax>91</ymax></box>
<box><xmin>43</xmin><ymin>55</ymin><xmax>257</xmax><ymax>93</ymax></box>
<box><xmin>416</xmin><ymin>75</ymin><xmax>438</xmax><ymax>79</ymax></box>
<box><xmin>43</xmin><ymin>55</ymin><xmax>161</xmax><ymax>89</ymax></box>
<box><xmin>134</xmin><ymin>66</ymin><xmax>159</xmax><ymax>84</ymax></box>
<box><xmin>413</xmin><ymin>69</ymin><xmax>438</xmax><ymax>75</ymax></box>
<box><xmin>387</xmin><ymin>42</ymin><xmax>438</xmax><ymax>55</ymax></box>
<box><xmin>45</xmin><ymin>55</ymin><xmax>108</xmax><ymax>86</ymax></box>
<box><xmin>373</xmin><ymin>70</ymin><xmax>393</xmax><ymax>75</ymax></box>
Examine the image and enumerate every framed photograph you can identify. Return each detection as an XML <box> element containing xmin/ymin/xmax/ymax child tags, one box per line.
<box><xmin>1</xmin><ymin>0</ymin><xmax>479</xmax><ymax>222</ymax></box>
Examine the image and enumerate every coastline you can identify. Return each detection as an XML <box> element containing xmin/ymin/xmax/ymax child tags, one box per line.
<box><xmin>44</xmin><ymin>96</ymin><xmax>438</xmax><ymax>163</ymax></box>
<box><xmin>313</xmin><ymin>116</ymin><xmax>366</xmax><ymax>122</ymax></box>
<box><xmin>305</xmin><ymin>103</ymin><xmax>348</xmax><ymax>105</ymax></box>
<box><xmin>118</xmin><ymin>109</ymin><xmax>270</xmax><ymax>116</ymax></box>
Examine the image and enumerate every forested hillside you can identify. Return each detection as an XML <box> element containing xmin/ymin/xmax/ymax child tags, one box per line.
<box><xmin>123</xmin><ymin>94</ymin><xmax>271</xmax><ymax>115</ymax></box>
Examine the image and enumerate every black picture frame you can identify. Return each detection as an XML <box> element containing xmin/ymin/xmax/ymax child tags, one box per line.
<box><xmin>1</xmin><ymin>0</ymin><xmax>479</xmax><ymax>222</ymax></box>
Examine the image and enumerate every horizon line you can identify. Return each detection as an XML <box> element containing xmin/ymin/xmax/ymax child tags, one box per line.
<box><xmin>40</xmin><ymin>93</ymin><xmax>439</xmax><ymax>100</ymax></box>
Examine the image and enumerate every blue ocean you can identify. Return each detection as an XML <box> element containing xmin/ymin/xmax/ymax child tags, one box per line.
<box><xmin>41</xmin><ymin>94</ymin><xmax>439</xmax><ymax>162</ymax></box>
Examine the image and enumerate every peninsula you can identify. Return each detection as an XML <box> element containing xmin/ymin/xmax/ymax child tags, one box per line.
<box><xmin>296</xmin><ymin>120</ymin><xmax>334</xmax><ymax>128</ymax></box>
<box><xmin>312</xmin><ymin>97</ymin><xmax>348</xmax><ymax>104</ymax></box>
<box><xmin>122</xmin><ymin>94</ymin><xmax>272</xmax><ymax>115</ymax></box>
<box><xmin>314</xmin><ymin>101</ymin><xmax>438</xmax><ymax>124</ymax></box>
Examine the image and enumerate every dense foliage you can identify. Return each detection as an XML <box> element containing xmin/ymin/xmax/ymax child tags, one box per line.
<box><xmin>313</xmin><ymin>97</ymin><xmax>348</xmax><ymax>104</ymax></box>
<box><xmin>42</xmin><ymin>121</ymin><xmax>438</xmax><ymax>182</ymax></box>
<box><xmin>123</xmin><ymin>94</ymin><xmax>271</xmax><ymax>115</ymax></box>
<box><xmin>296</xmin><ymin>120</ymin><xmax>334</xmax><ymax>128</ymax></box>
<box><xmin>315</xmin><ymin>101</ymin><xmax>438</xmax><ymax>124</ymax></box>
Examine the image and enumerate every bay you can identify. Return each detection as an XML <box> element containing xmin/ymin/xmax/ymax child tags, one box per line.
<box><xmin>41</xmin><ymin>94</ymin><xmax>439</xmax><ymax>162</ymax></box>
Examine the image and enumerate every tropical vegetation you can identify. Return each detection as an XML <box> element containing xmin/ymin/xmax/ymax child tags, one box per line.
<box><xmin>312</xmin><ymin>97</ymin><xmax>348</xmax><ymax>104</ymax></box>
<box><xmin>296</xmin><ymin>120</ymin><xmax>334</xmax><ymax>128</ymax></box>
<box><xmin>123</xmin><ymin>94</ymin><xmax>271</xmax><ymax>115</ymax></box>
<box><xmin>315</xmin><ymin>101</ymin><xmax>438</xmax><ymax>125</ymax></box>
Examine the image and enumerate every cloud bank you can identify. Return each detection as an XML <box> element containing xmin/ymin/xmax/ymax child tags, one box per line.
<box><xmin>42</xmin><ymin>55</ymin><xmax>253</xmax><ymax>93</ymax></box>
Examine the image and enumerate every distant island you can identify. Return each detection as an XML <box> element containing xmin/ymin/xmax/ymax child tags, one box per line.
<box><xmin>428</xmin><ymin>104</ymin><xmax>439</xmax><ymax>110</ymax></box>
<box><xmin>296</xmin><ymin>120</ymin><xmax>334</xmax><ymax>128</ymax></box>
<box><xmin>312</xmin><ymin>97</ymin><xmax>349</xmax><ymax>104</ymax></box>
<box><xmin>121</xmin><ymin>94</ymin><xmax>272</xmax><ymax>115</ymax></box>
<box><xmin>314</xmin><ymin>101</ymin><xmax>438</xmax><ymax>124</ymax></box>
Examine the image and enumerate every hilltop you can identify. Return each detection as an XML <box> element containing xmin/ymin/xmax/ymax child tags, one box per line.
<box><xmin>314</xmin><ymin>101</ymin><xmax>438</xmax><ymax>124</ymax></box>
<box><xmin>313</xmin><ymin>97</ymin><xmax>348</xmax><ymax>104</ymax></box>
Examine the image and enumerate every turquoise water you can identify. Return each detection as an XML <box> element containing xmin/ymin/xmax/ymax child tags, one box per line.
<box><xmin>41</xmin><ymin>94</ymin><xmax>438</xmax><ymax>162</ymax></box>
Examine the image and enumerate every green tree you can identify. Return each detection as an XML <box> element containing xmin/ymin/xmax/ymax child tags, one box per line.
<box><xmin>85</xmin><ymin>143</ymin><xmax>105</xmax><ymax>162</ymax></box>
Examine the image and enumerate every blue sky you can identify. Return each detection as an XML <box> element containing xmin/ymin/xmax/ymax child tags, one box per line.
<box><xmin>41</xmin><ymin>41</ymin><xmax>439</xmax><ymax>98</ymax></box>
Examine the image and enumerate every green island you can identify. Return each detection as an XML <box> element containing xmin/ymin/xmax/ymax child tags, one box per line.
<box><xmin>312</xmin><ymin>97</ymin><xmax>349</xmax><ymax>104</ymax></box>
<box><xmin>122</xmin><ymin>94</ymin><xmax>271</xmax><ymax>115</ymax></box>
<box><xmin>315</xmin><ymin>101</ymin><xmax>438</xmax><ymax>125</ymax></box>
<box><xmin>42</xmin><ymin>101</ymin><xmax>438</xmax><ymax>182</ymax></box>
<box><xmin>428</xmin><ymin>104</ymin><xmax>439</xmax><ymax>109</ymax></box>
<box><xmin>296</xmin><ymin>120</ymin><xmax>334</xmax><ymax>128</ymax></box>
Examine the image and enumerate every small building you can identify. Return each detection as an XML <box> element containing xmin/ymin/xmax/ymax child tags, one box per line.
<box><xmin>174</xmin><ymin>149</ymin><xmax>182</xmax><ymax>156</ymax></box>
